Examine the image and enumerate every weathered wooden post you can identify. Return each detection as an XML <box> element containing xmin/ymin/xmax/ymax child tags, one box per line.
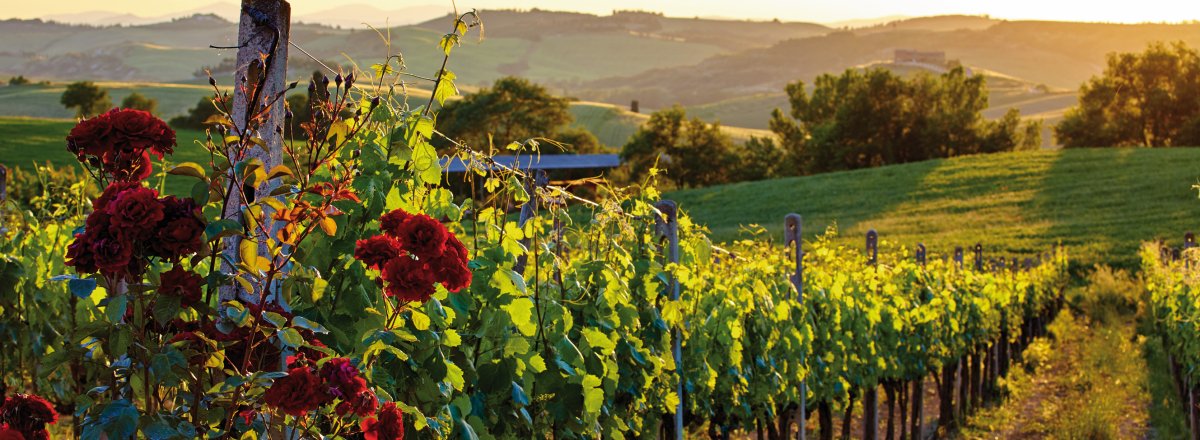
<box><xmin>973</xmin><ymin>243</ymin><xmax>983</xmax><ymax>272</ymax></box>
<box><xmin>656</xmin><ymin>200</ymin><xmax>684</xmax><ymax>440</ymax></box>
<box><xmin>0</xmin><ymin>164</ymin><xmax>6</xmax><ymax>233</ymax></box>
<box><xmin>221</xmin><ymin>0</ymin><xmax>291</xmax><ymax>304</ymax></box>
<box><xmin>954</xmin><ymin>246</ymin><xmax>963</xmax><ymax>270</ymax></box>
<box><xmin>863</xmin><ymin>229</ymin><xmax>879</xmax><ymax>440</ymax></box>
<box><xmin>785</xmin><ymin>214</ymin><xmax>806</xmax><ymax>440</ymax></box>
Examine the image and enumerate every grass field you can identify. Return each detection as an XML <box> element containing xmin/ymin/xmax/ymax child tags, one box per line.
<box><xmin>668</xmin><ymin>148</ymin><xmax>1200</xmax><ymax>270</ymax></box>
<box><xmin>0</xmin><ymin>117</ymin><xmax>211</xmax><ymax>196</ymax></box>
<box><xmin>0</xmin><ymin>82</ymin><xmax>770</xmax><ymax>152</ymax></box>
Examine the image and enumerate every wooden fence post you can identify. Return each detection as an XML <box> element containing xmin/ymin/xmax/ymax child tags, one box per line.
<box><xmin>220</xmin><ymin>0</ymin><xmax>291</xmax><ymax>304</ymax></box>
<box><xmin>863</xmin><ymin>229</ymin><xmax>879</xmax><ymax>440</ymax></box>
<box><xmin>656</xmin><ymin>200</ymin><xmax>684</xmax><ymax>440</ymax></box>
<box><xmin>785</xmin><ymin>214</ymin><xmax>806</xmax><ymax>440</ymax></box>
<box><xmin>911</xmin><ymin>243</ymin><xmax>925</xmax><ymax>440</ymax></box>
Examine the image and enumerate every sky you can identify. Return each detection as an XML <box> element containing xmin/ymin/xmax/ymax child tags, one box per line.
<box><xmin>7</xmin><ymin>0</ymin><xmax>1200</xmax><ymax>24</ymax></box>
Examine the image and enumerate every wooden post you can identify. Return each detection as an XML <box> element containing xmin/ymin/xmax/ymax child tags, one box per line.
<box><xmin>911</xmin><ymin>244</ymin><xmax>925</xmax><ymax>440</ymax></box>
<box><xmin>973</xmin><ymin>244</ymin><xmax>983</xmax><ymax>272</ymax></box>
<box><xmin>220</xmin><ymin>0</ymin><xmax>291</xmax><ymax>304</ymax></box>
<box><xmin>785</xmin><ymin>214</ymin><xmax>806</xmax><ymax>440</ymax></box>
<box><xmin>864</xmin><ymin>229</ymin><xmax>879</xmax><ymax>440</ymax></box>
<box><xmin>0</xmin><ymin>164</ymin><xmax>6</xmax><ymax>232</ymax></box>
<box><xmin>656</xmin><ymin>200</ymin><xmax>684</xmax><ymax>440</ymax></box>
<box><xmin>954</xmin><ymin>246</ymin><xmax>963</xmax><ymax>270</ymax></box>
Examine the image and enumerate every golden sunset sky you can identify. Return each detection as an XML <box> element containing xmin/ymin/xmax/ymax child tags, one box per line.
<box><xmin>6</xmin><ymin>0</ymin><xmax>1199</xmax><ymax>24</ymax></box>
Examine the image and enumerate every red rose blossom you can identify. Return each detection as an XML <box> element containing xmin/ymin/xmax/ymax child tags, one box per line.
<box><xmin>379</xmin><ymin>209</ymin><xmax>412</xmax><ymax>238</ymax></box>
<box><xmin>65</xmin><ymin>234</ymin><xmax>98</xmax><ymax>274</ymax></box>
<box><xmin>107</xmin><ymin>185</ymin><xmax>164</xmax><ymax>234</ymax></box>
<box><xmin>381</xmin><ymin>256</ymin><xmax>437</xmax><ymax>302</ymax></box>
<box><xmin>362</xmin><ymin>402</ymin><xmax>405</xmax><ymax>440</ymax></box>
<box><xmin>433</xmin><ymin>238</ymin><xmax>472</xmax><ymax>293</ymax></box>
<box><xmin>263</xmin><ymin>366</ymin><xmax>332</xmax><ymax>417</ymax></box>
<box><xmin>94</xmin><ymin>181</ymin><xmax>144</xmax><ymax>212</ymax></box>
<box><xmin>0</xmin><ymin>425</ymin><xmax>24</xmax><ymax>440</ymax></box>
<box><xmin>0</xmin><ymin>394</ymin><xmax>56</xmax><ymax>440</ymax></box>
<box><xmin>89</xmin><ymin>234</ymin><xmax>134</xmax><ymax>278</ymax></box>
<box><xmin>354</xmin><ymin>236</ymin><xmax>404</xmax><ymax>269</ymax></box>
<box><xmin>151</xmin><ymin>217</ymin><xmax>205</xmax><ymax>260</ymax></box>
<box><xmin>396</xmin><ymin>214</ymin><xmax>448</xmax><ymax>259</ymax></box>
<box><xmin>66</xmin><ymin>109</ymin><xmax>175</xmax><ymax>181</ymax></box>
<box><xmin>159</xmin><ymin>265</ymin><xmax>203</xmax><ymax>307</ymax></box>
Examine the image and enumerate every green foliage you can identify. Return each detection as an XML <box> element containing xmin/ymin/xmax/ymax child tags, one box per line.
<box><xmin>668</xmin><ymin>147</ymin><xmax>1200</xmax><ymax>270</ymax></box>
<box><xmin>5</xmin><ymin>162</ymin><xmax>97</xmax><ymax>219</ymax></box>
<box><xmin>8</xmin><ymin>76</ymin><xmax>30</xmax><ymax>86</ymax></box>
<box><xmin>437</xmin><ymin>76</ymin><xmax>601</xmax><ymax>154</ymax></box>
<box><xmin>1056</xmin><ymin>42</ymin><xmax>1200</xmax><ymax>147</ymax></box>
<box><xmin>60</xmin><ymin>81</ymin><xmax>112</xmax><ymax>118</ymax></box>
<box><xmin>167</xmin><ymin>96</ymin><xmax>221</xmax><ymax>131</ymax></box>
<box><xmin>771</xmin><ymin>67</ymin><xmax>1039</xmax><ymax>174</ymax></box>
<box><xmin>620</xmin><ymin>105</ymin><xmax>737</xmax><ymax>188</ymax></box>
<box><xmin>119</xmin><ymin>92</ymin><xmax>158</xmax><ymax>115</ymax></box>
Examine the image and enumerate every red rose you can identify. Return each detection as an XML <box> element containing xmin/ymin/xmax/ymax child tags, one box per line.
<box><xmin>159</xmin><ymin>265</ymin><xmax>203</xmax><ymax>307</ymax></box>
<box><xmin>0</xmin><ymin>425</ymin><xmax>24</xmax><ymax>440</ymax></box>
<box><xmin>0</xmin><ymin>394</ymin><xmax>56</xmax><ymax>440</ymax></box>
<box><xmin>397</xmin><ymin>214</ymin><xmax>448</xmax><ymax>259</ymax></box>
<box><xmin>379</xmin><ymin>209</ymin><xmax>412</xmax><ymax>238</ymax></box>
<box><xmin>362</xmin><ymin>402</ymin><xmax>405</xmax><ymax>440</ymax></box>
<box><xmin>102</xmin><ymin>150</ymin><xmax>153</xmax><ymax>181</ymax></box>
<box><xmin>433</xmin><ymin>237</ymin><xmax>471</xmax><ymax>293</ymax></box>
<box><xmin>335</xmin><ymin>378</ymin><xmax>377</xmax><ymax>417</ymax></box>
<box><xmin>94</xmin><ymin>181</ymin><xmax>143</xmax><ymax>212</ymax></box>
<box><xmin>381</xmin><ymin>256</ymin><xmax>437</xmax><ymax>303</ymax></box>
<box><xmin>65</xmin><ymin>109</ymin><xmax>175</xmax><ymax>181</ymax></box>
<box><xmin>65</xmin><ymin>233</ymin><xmax>98</xmax><ymax>274</ymax></box>
<box><xmin>263</xmin><ymin>366</ymin><xmax>332</xmax><ymax>417</ymax></box>
<box><xmin>107</xmin><ymin>186</ymin><xmax>164</xmax><ymax>231</ymax></box>
<box><xmin>320</xmin><ymin>358</ymin><xmax>377</xmax><ymax>416</ymax></box>
<box><xmin>89</xmin><ymin>234</ymin><xmax>134</xmax><ymax>278</ymax></box>
<box><xmin>66</xmin><ymin>116</ymin><xmax>111</xmax><ymax>157</ymax></box>
<box><xmin>151</xmin><ymin>216</ymin><xmax>205</xmax><ymax>260</ymax></box>
<box><xmin>354</xmin><ymin>236</ymin><xmax>403</xmax><ymax>269</ymax></box>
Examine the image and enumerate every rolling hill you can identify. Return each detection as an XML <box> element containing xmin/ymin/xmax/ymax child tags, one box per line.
<box><xmin>667</xmin><ymin>147</ymin><xmax>1200</xmax><ymax>271</ymax></box>
<box><xmin>583</xmin><ymin>19</ymin><xmax>1200</xmax><ymax>109</ymax></box>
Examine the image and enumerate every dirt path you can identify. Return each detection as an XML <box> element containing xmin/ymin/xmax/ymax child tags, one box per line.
<box><xmin>959</xmin><ymin>310</ymin><xmax>1152</xmax><ymax>439</ymax></box>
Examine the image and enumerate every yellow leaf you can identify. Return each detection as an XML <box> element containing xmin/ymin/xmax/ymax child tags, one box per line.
<box><xmin>167</xmin><ymin>162</ymin><xmax>206</xmax><ymax>180</ymax></box>
<box><xmin>319</xmin><ymin>217</ymin><xmax>337</xmax><ymax>236</ymax></box>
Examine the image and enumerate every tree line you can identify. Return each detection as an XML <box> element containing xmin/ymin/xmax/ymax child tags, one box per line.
<box><xmin>58</xmin><ymin>40</ymin><xmax>1198</xmax><ymax>189</ymax></box>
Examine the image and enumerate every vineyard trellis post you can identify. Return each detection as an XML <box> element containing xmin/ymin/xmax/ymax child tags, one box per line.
<box><xmin>785</xmin><ymin>213</ymin><xmax>805</xmax><ymax>440</ymax></box>
<box><xmin>655</xmin><ymin>199</ymin><xmax>684</xmax><ymax>440</ymax></box>
<box><xmin>220</xmin><ymin>0</ymin><xmax>291</xmax><ymax>304</ymax></box>
<box><xmin>911</xmin><ymin>244</ymin><xmax>925</xmax><ymax>440</ymax></box>
<box><xmin>863</xmin><ymin>229</ymin><xmax>879</xmax><ymax>440</ymax></box>
<box><xmin>954</xmin><ymin>246</ymin><xmax>963</xmax><ymax>270</ymax></box>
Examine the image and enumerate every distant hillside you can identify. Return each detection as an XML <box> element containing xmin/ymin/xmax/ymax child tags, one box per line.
<box><xmin>583</xmin><ymin>20</ymin><xmax>1200</xmax><ymax>108</ymax></box>
<box><xmin>668</xmin><ymin>148</ymin><xmax>1200</xmax><ymax>270</ymax></box>
<box><xmin>682</xmin><ymin>61</ymin><xmax>1074</xmax><ymax>147</ymax></box>
<box><xmin>0</xmin><ymin>9</ymin><xmax>828</xmax><ymax>87</ymax></box>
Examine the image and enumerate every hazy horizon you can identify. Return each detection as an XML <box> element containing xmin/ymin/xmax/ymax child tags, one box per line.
<box><xmin>7</xmin><ymin>0</ymin><xmax>1200</xmax><ymax>26</ymax></box>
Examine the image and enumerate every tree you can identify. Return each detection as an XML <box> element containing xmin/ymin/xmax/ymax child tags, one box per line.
<box><xmin>437</xmin><ymin>76</ymin><xmax>592</xmax><ymax>153</ymax></box>
<box><xmin>770</xmin><ymin>67</ymin><xmax>1036</xmax><ymax>175</ymax></box>
<box><xmin>1056</xmin><ymin>42</ymin><xmax>1200</xmax><ymax>147</ymax></box>
<box><xmin>620</xmin><ymin>105</ymin><xmax>736</xmax><ymax>188</ymax></box>
<box><xmin>60</xmin><ymin>81</ymin><xmax>112</xmax><ymax>118</ymax></box>
<box><xmin>169</xmin><ymin>96</ymin><xmax>222</xmax><ymax>130</ymax></box>
<box><xmin>729</xmin><ymin>136</ymin><xmax>785</xmax><ymax>182</ymax></box>
<box><xmin>7</xmin><ymin>76</ymin><xmax>29</xmax><ymax>86</ymax></box>
<box><xmin>120</xmin><ymin>92</ymin><xmax>158</xmax><ymax>114</ymax></box>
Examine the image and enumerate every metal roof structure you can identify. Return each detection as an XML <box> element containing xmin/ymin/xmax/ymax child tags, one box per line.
<box><xmin>441</xmin><ymin>154</ymin><xmax>621</xmax><ymax>173</ymax></box>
